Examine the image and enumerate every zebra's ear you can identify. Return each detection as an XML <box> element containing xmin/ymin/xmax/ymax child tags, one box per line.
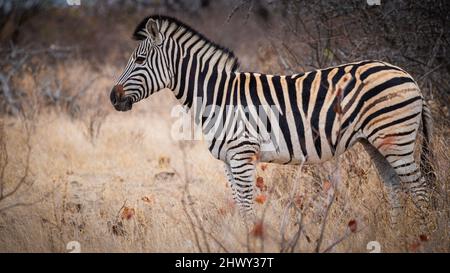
<box><xmin>132</xmin><ymin>17</ymin><xmax>162</xmax><ymax>44</ymax></box>
<box><xmin>145</xmin><ymin>19</ymin><xmax>162</xmax><ymax>45</ymax></box>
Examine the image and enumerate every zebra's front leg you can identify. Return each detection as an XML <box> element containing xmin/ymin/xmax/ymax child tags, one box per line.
<box><xmin>226</xmin><ymin>152</ymin><xmax>258</xmax><ymax>222</ymax></box>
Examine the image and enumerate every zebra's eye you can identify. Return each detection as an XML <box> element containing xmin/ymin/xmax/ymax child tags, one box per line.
<box><xmin>135</xmin><ymin>56</ymin><xmax>146</xmax><ymax>64</ymax></box>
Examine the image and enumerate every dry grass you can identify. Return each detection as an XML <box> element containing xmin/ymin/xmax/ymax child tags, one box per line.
<box><xmin>1</xmin><ymin>8</ymin><xmax>449</xmax><ymax>250</ymax></box>
<box><xmin>0</xmin><ymin>62</ymin><xmax>448</xmax><ymax>253</ymax></box>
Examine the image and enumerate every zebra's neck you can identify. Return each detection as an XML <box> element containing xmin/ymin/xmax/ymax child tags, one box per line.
<box><xmin>171</xmin><ymin>42</ymin><xmax>238</xmax><ymax>125</ymax></box>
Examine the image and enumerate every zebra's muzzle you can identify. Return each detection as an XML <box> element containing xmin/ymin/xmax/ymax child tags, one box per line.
<box><xmin>110</xmin><ymin>85</ymin><xmax>133</xmax><ymax>112</ymax></box>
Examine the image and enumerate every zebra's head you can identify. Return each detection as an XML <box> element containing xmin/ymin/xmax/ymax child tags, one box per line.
<box><xmin>111</xmin><ymin>17</ymin><xmax>172</xmax><ymax>111</ymax></box>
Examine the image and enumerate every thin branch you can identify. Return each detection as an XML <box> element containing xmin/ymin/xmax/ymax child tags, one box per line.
<box><xmin>314</xmin><ymin>189</ymin><xmax>336</xmax><ymax>253</ymax></box>
<box><xmin>0</xmin><ymin>115</ymin><xmax>33</xmax><ymax>202</ymax></box>
<box><xmin>226</xmin><ymin>0</ymin><xmax>251</xmax><ymax>22</ymax></box>
<box><xmin>322</xmin><ymin>225</ymin><xmax>367</xmax><ymax>253</ymax></box>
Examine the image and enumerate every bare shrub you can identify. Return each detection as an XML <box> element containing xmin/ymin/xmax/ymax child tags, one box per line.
<box><xmin>0</xmin><ymin>112</ymin><xmax>36</xmax><ymax>212</ymax></box>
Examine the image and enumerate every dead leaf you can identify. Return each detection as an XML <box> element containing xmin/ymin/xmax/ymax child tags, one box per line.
<box><xmin>141</xmin><ymin>196</ymin><xmax>153</xmax><ymax>204</ymax></box>
<box><xmin>250</xmin><ymin>222</ymin><xmax>264</xmax><ymax>238</ymax></box>
<box><xmin>158</xmin><ymin>156</ymin><xmax>171</xmax><ymax>169</ymax></box>
<box><xmin>218</xmin><ymin>207</ymin><xmax>228</xmax><ymax>216</ymax></box>
<box><xmin>294</xmin><ymin>194</ymin><xmax>303</xmax><ymax>209</ymax></box>
<box><xmin>256</xmin><ymin>177</ymin><xmax>267</xmax><ymax>191</ymax></box>
<box><xmin>255</xmin><ymin>194</ymin><xmax>267</xmax><ymax>204</ymax></box>
<box><xmin>419</xmin><ymin>234</ymin><xmax>428</xmax><ymax>242</ymax></box>
<box><xmin>121</xmin><ymin>207</ymin><xmax>135</xmax><ymax>220</ymax></box>
<box><xmin>154</xmin><ymin>171</ymin><xmax>175</xmax><ymax>181</ymax></box>
<box><xmin>348</xmin><ymin>219</ymin><xmax>357</xmax><ymax>233</ymax></box>
<box><xmin>305</xmin><ymin>234</ymin><xmax>311</xmax><ymax>243</ymax></box>
<box><xmin>248</xmin><ymin>153</ymin><xmax>260</xmax><ymax>163</ymax></box>
<box><xmin>323</xmin><ymin>179</ymin><xmax>332</xmax><ymax>193</ymax></box>
<box><xmin>409</xmin><ymin>241</ymin><xmax>421</xmax><ymax>252</ymax></box>
<box><xmin>108</xmin><ymin>220</ymin><xmax>126</xmax><ymax>236</ymax></box>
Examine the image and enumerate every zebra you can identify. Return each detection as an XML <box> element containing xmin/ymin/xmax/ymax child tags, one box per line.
<box><xmin>110</xmin><ymin>15</ymin><xmax>435</xmax><ymax>228</ymax></box>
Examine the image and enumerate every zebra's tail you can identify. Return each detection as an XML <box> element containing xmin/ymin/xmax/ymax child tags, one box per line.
<box><xmin>420</xmin><ymin>100</ymin><xmax>437</xmax><ymax>205</ymax></box>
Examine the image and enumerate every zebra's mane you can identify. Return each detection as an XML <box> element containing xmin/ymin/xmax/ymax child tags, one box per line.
<box><xmin>133</xmin><ymin>15</ymin><xmax>240</xmax><ymax>72</ymax></box>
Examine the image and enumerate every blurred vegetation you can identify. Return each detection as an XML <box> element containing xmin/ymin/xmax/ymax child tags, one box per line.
<box><xmin>0</xmin><ymin>0</ymin><xmax>449</xmax><ymax>119</ymax></box>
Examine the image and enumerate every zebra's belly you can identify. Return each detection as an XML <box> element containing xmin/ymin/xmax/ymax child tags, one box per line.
<box><xmin>257</xmin><ymin>117</ymin><xmax>364</xmax><ymax>165</ymax></box>
<box><xmin>259</xmin><ymin>146</ymin><xmax>336</xmax><ymax>165</ymax></box>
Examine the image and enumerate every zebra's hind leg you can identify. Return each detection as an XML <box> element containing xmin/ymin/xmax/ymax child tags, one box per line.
<box><xmin>361</xmin><ymin>139</ymin><xmax>404</xmax><ymax>227</ymax></box>
<box><xmin>388</xmin><ymin>155</ymin><xmax>431</xmax><ymax>232</ymax></box>
<box><xmin>226</xmin><ymin>147</ymin><xmax>258</xmax><ymax>222</ymax></box>
<box><xmin>365</xmin><ymin>140</ymin><xmax>431</xmax><ymax>232</ymax></box>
